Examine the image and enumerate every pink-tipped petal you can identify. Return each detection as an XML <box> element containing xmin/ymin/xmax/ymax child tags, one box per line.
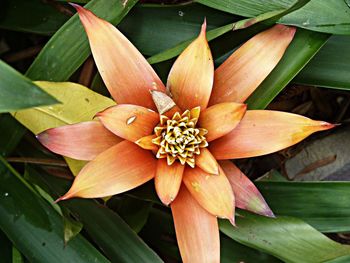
<box><xmin>182</xmin><ymin>166</ymin><xmax>235</xmax><ymax>222</ymax></box>
<box><xmin>210</xmin><ymin>110</ymin><xmax>335</xmax><ymax>159</ymax></box>
<box><xmin>167</xmin><ymin>21</ymin><xmax>214</xmax><ymax>110</ymax></box>
<box><xmin>155</xmin><ymin>159</ymin><xmax>184</xmax><ymax>205</ymax></box>
<box><xmin>220</xmin><ymin>160</ymin><xmax>274</xmax><ymax>217</ymax></box>
<box><xmin>97</xmin><ymin>104</ymin><xmax>159</xmax><ymax>142</ymax></box>
<box><xmin>171</xmin><ymin>186</ymin><xmax>220</xmax><ymax>263</ymax></box>
<box><xmin>37</xmin><ymin>121</ymin><xmax>122</xmax><ymax>160</ymax></box>
<box><xmin>198</xmin><ymin>102</ymin><xmax>247</xmax><ymax>142</ymax></box>
<box><xmin>209</xmin><ymin>25</ymin><xmax>296</xmax><ymax>105</ymax></box>
<box><xmin>57</xmin><ymin>140</ymin><xmax>156</xmax><ymax>200</ymax></box>
<box><xmin>73</xmin><ymin>5</ymin><xmax>165</xmax><ymax>109</ymax></box>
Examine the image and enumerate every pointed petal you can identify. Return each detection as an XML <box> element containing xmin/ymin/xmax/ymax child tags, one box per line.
<box><xmin>171</xmin><ymin>186</ymin><xmax>220</xmax><ymax>263</ymax></box>
<box><xmin>155</xmin><ymin>159</ymin><xmax>184</xmax><ymax>205</ymax></box>
<box><xmin>198</xmin><ymin>102</ymin><xmax>247</xmax><ymax>142</ymax></box>
<box><xmin>73</xmin><ymin>5</ymin><xmax>165</xmax><ymax>109</ymax></box>
<box><xmin>183</xmin><ymin>166</ymin><xmax>235</xmax><ymax>222</ymax></box>
<box><xmin>220</xmin><ymin>161</ymin><xmax>274</xmax><ymax>217</ymax></box>
<box><xmin>167</xmin><ymin>21</ymin><xmax>214</xmax><ymax>110</ymax></box>
<box><xmin>57</xmin><ymin>140</ymin><xmax>156</xmax><ymax>200</ymax></box>
<box><xmin>211</xmin><ymin>110</ymin><xmax>335</xmax><ymax>159</ymax></box>
<box><xmin>97</xmin><ymin>104</ymin><xmax>159</xmax><ymax>142</ymax></box>
<box><xmin>196</xmin><ymin>148</ymin><xmax>219</xmax><ymax>175</ymax></box>
<box><xmin>37</xmin><ymin>121</ymin><xmax>121</xmax><ymax>160</ymax></box>
<box><xmin>135</xmin><ymin>134</ymin><xmax>158</xmax><ymax>151</ymax></box>
<box><xmin>209</xmin><ymin>25</ymin><xmax>296</xmax><ymax>105</ymax></box>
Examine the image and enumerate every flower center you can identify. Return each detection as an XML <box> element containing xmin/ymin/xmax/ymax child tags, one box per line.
<box><xmin>152</xmin><ymin>108</ymin><xmax>208</xmax><ymax>167</ymax></box>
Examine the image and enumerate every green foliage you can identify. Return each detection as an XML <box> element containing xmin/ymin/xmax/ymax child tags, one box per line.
<box><xmin>1</xmin><ymin>0</ymin><xmax>350</xmax><ymax>261</ymax></box>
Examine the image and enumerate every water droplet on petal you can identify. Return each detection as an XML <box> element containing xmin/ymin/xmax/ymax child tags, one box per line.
<box><xmin>126</xmin><ymin>116</ymin><xmax>136</xmax><ymax>125</ymax></box>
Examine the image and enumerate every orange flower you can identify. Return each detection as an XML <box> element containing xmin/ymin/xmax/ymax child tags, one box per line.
<box><xmin>38</xmin><ymin>5</ymin><xmax>334</xmax><ymax>262</ymax></box>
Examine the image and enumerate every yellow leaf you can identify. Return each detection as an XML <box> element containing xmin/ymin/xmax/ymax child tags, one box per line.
<box><xmin>12</xmin><ymin>81</ymin><xmax>115</xmax><ymax>175</ymax></box>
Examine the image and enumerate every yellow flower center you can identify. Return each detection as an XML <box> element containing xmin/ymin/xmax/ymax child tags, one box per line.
<box><xmin>152</xmin><ymin>108</ymin><xmax>208</xmax><ymax>167</ymax></box>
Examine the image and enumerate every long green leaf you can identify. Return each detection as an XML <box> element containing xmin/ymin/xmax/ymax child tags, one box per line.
<box><xmin>26</xmin><ymin>0</ymin><xmax>138</xmax><ymax>81</ymax></box>
<box><xmin>279</xmin><ymin>0</ymin><xmax>350</xmax><ymax>35</ymax></box>
<box><xmin>147</xmin><ymin>10</ymin><xmax>285</xmax><ymax>65</ymax></box>
<box><xmin>246</xmin><ymin>29</ymin><xmax>330</xmax><ymax>109</ymax></box>
<box><xmin>0</xmin><ymin>60</ymin><xmax>57</xmax><ymax>113</ymax></box>
<box><xmin>0</xmin><ymin>0</ymin><xmax>67</xmax><ymax>35</ymax></box>
<box><xmin>220</xmin><ymin>211</ymin><xmax>350</xmax><ymax>263</ymax></box>
<box><xmin>0</xmin><ymin>157</ymin><xmax>110</xmax><ymax>263</ymax></box>
<box><xmin>0</xmin><ymin>114</ymin><xmax>26</xmax><ymax>156</ymax></box>
<box><xmin>26</xmin><ymin>166</ymin><xmax>164</xmax><ymax>263</ymax></box>
<box><xmin>257</xmin><ymin>181</ymin><xmax>350</xmax><ymax>233</ymax></box>
<box><xmin>119</xmin><ymin>3</ymin><xmax>235</xmax><ymax>56</ymax></box>
<box><xmin>196</xmin><ymin>0</ymin><xmax>350</xmax><ymax>35</ymax></box>
<box><xmin>0</xmin><ymin>230</ymin><xmax>12</xmax><ymax>263</ymax></box>
<box><xmin>295</xmin><ymin>35</ymin><xmax>350</xmax><ymax>90</ymax></box>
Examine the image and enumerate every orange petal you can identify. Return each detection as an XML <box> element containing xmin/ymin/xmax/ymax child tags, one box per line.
<box><xmin>167</xmin><ymin>21</ymin><xmax>214</xmax><ymax>110</ymax></box>
<box><xmin>155</xmin><ymin>159</ymin><xmax>184</xmax><ymax>205</ymax></box>
<box><xmin>97</xmin><ymin>104</ymin><xmax>159</xmax><ymax>142</ymax></box>
<box><xmin>135</xmin><ymin>134</ymin><xmax>158</xmax><ymax>151</ymax></box>
<box><xmin>210</xmin><ymin>110</ymin><xmax>335</xmax><ymax>159</ymax></box>
<box><xmin>182</xmin><ymin>166</ymin><xmax>235</xmax><ymax>223</ymax></box>
<box><xmin>37</xmin><ymin>121</ymin><xmax>121</xmax><ymax>160</ymax></box>
<box><xmin>198</xmin><ymin>102</ymin><xmax>247</xmax><ymax>142</ymax></box>
<box><xmin>196</xmin><ymin>148</ymin><xmax>219</xmax><ymax>175</ymax></box>
<box><xmin>73</xmin><ymin>5</ymin><xmax>165</xmax><ymax>109</ymax></box>
<box><xmin>171</xmin><ymin>186</ymin><xmax>220</xmax><ymax>263</ymax></box>
<box><xmin>209</xmin><ymin>25</ymin><xmax>296</xmax><ymax>105</ymax></box>
<box><xmin>220</xmin><ymin>161</ymin><xmax>274</xmax><ymax>217</ymax></box>
<box><xmin>56</xmin><ymin>140</ymin><xmax>156</xmax><ymax>200</ymax></box>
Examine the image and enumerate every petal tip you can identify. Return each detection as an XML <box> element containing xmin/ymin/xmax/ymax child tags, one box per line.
<box><xmin>229</xmin><ymin>216</ymin><xmax>236</xmax><ymax>226</ymax></box>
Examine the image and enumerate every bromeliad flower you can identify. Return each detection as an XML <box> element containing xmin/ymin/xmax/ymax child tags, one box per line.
<box><xmin>38</xmin><ymin>5</ymin><xmax>335</xmax><ymax>262</ymax></box>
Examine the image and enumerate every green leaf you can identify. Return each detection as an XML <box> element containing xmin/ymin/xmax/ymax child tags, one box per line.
<box><xmin>196</xmin><ymin>0</ymin><xmax>350</xmax><ymax>35</ymax></box>
<box><xmin>0</xmin><ymin>0</ymin><xmax>68</xmax><ymax>35</ymax></box>
<box><xmin>26</xmin><ymin>0</ymin><xmax>138</xmax><ymax>81</ymax></box>
<box><xmin>147</xmin><ymin>10</ymin><xmax>284</xmax><ymax>65</ymax></box>
<box><xmin>295</xmin><ymin>35</ymin><xmax>350</xmax><ymax>90</ymax></box>
<box><xmin>246</xmin><ymin>29</ymin><xmax>330</xmax><ymax>109</ymax></box>
<box><xmin>0</xmin><ymin>230</ymin><xmax>12</xmax><ymax>263</ymax></box>
<box><xmin>63</xmin><ymin>215</ymin><xmax>83</xmax><ymax>245</ymax></box>
<box><xmin>220</xmin><ymin>211</ymin><xmax>350</xmax><ymax>263</ymax></box>
<box><xmin>119</xmin><ymin>3</ymin><xmax>235</xmax><ymax>56</ymax></box>
<box><xmin>0</xmin><ymin>158</ymin><xmax>110</xmax><ymax>263</ymax></box>
<box><xmin>0</xmin><ymin>114</ymin><xmax>26</xmax><ymax>156</ymax></box>
<box><xmin>257</xmin><ymin>181</ymin><xmax>350</xmax><ymax>233</ymax></box>
<box><xmin>26</xmin><ymin>166</ymin><xmax>164</xmax><ymax>263</ymax></box>
<box><xmin>0</xmin><ymin>60</ymin><xmax>58</xmax><ymax>113</ymax></box>
<box><xmin>279</xmin><ymin>0</ymin><xmax>350</xmax><ymax>35</ymax></box>
<box><xmin>195</xmin><ymin>0</ymin><xmax>294</xmax><ymax>16</ymax></box>
<box><xmin>12</xmin><ymin>81</ymin><xmax>115</xmax><ymax>175</ymax></box>
<box><xmin>12</xmin><ymin>247</ymin><xmax>24</xmax><ymax>263</ymax></box>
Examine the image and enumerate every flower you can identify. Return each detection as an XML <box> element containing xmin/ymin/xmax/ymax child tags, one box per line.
<box><xmin>37</xmin><ymin>5</ymin><xmax>335</xmax><ymax>262</ymax></box>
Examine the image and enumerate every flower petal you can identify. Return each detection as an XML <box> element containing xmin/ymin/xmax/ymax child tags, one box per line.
<box><xmin>198</xmin><ymin>102</ymin><xmax>247</xmax><ymax>142</ymax></box>
<box><xmin>155</xmin><ymin>159</ymin><xmax>184</xmax><ymax>205</ymax></box>
<box><xmin>97</xmin><ymin>104</ymin><xmax>159</xmax><ymax>142</ymax></box>
<box><xmin>220</xmin><ymin>161</ymin><xmax>274</xmax><ymax>217</ymax></box>
<box><xmin>210</xmin><ymin>110</ymin><xmax>335</xmax><ymax>159</ymax></box>
<box><xmin>209</xmin><ymin>25</ymin><xmax>296</xmax><ymax>105</ymax></box>
<box><xmin>171</xmin><ymin>186</ymin><xmax>220</xmax><ymax>263</ymax></box>
<box><xmin>56</xmin><ymin>140</ymin><xmax>156</xmax><ymax>200</ymax></box>
<box><xmin>135</xmin><ymin>134</ymin><xmax>158</xmax><ymax>151</ymax></box>
<box><xmin>182</xmin><ymin>166</ymin><xmax>235</xmax><ymax>223</ymax></box>
<box><xmin>73</xmin><ymin>5</ymin><xmax>165</xmax><ymax>109</ymax></box>
<box><xmin>166</xmin><ymin>21</ymin><xmax>214</xmax><ymax>110</ymax></box>
<box><xmin>37</xmin><ymin>121</ymin><xmax>121</xmax><ymax>160</ymax></box>
<box><xmin>196</xmin><ymin>148</ymin><xmax>219</xmax><ymax>175</ymax></box>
